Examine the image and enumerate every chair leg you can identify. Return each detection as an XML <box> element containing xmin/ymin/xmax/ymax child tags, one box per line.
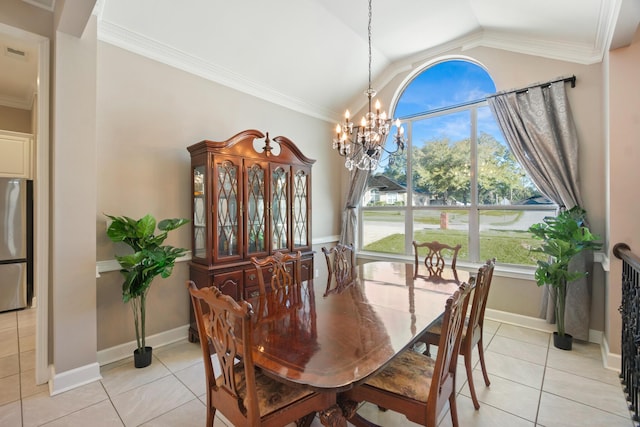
<box><xmin>477</xmin><ymin>339</ymin><xmax>491</xmax><ymax>386</ymax></box>
<box><xmin>448</xmin><ymin>392</ymin><xmax>460</xmax><ymax>427</ymax></box>
<box><xmin>206</xmin><ymin>392</ymin><xmax>216</xmax><ymax>427</ymax></box>
<box><xmin>464</xmin><ymin>352</ymin><xmax>481</xmax><ymax>410</ymax></box>
<box><xmin>423</xmin><ymin>343</ymin><xmax>431</xmax><ymax>357</ymax></box>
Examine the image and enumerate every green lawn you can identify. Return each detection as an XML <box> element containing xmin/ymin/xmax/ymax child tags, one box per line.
<box><xmin>363</xmin><ymin>228</ymin><xmax>544</xmax><ymax>265</ymax></box>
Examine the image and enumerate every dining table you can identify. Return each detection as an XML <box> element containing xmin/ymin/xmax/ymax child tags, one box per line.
<box><xmin>246</xmin><ymin>260</ymin><xmax>470</xmax><ymax>426</ymax></box>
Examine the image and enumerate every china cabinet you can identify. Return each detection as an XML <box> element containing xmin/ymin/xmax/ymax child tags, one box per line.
<box><xmin>187</xmin><ymin>129</ymin><xmax>314</xmax><ymax>341</ymax></box>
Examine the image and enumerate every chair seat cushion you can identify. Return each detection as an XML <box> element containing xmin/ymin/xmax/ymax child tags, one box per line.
<box><xmin>217</xmin><ymin>363</ymin><xmax>315</xmax><ymax>417</ymax></box>
<box><xmin>365</xmin><ymin>349</ymin><xmax>435</xmax><ymax>402</ymax></box>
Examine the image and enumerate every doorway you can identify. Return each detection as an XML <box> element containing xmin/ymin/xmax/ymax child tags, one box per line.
<box><xmin>0</xmin><ymin>22</ymin><xmax>50</xmax><ymax>385</ymax></box>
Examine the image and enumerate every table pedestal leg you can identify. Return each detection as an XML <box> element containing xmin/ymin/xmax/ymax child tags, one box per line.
<box><xmin>319</xmin><ymin>404</ymin><xmax>347</xmax><ymax>427</ymax></box>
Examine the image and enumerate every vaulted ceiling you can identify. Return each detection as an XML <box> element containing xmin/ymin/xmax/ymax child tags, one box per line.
<box><xmin>1</xmin><ymin>0</ymin><xmax>639</xmax><ymax>119</ymax></box>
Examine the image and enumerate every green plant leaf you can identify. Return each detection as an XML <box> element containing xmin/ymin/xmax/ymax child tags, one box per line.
<box><xmin>105</xmin><ymin>213</ymin><xmax>189</xmax><ymax>352</ymax></box>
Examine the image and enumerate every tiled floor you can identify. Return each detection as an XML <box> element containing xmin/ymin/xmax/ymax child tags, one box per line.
<box><xmin>0</xmin><ymin>308</ymin><xmax>633</xmax><ymax>426</ymax></box>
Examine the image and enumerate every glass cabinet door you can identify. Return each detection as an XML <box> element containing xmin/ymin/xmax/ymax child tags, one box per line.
<box><xmin>215</xmin><ymin>158</ymin><xmax>241</xmax><ymax>259</ymax></box>
<box><xmin>293</xmin><ymin>168</ymin><xmax>310</xmax><ymax>249</ymax></box>
<box><xmin>271</xmin><ymin>165</ymin><xmax>289</xmax><ymax>251</ymax></box>
<box><xmin>192</xmin><ymin>165</ymin><xmax>206</xmax><ymax>259</ymax></box>
<box><xmin>246</xmin><ymin>162</ymin><xmax>267</xmax><ymax>256</ymax></box>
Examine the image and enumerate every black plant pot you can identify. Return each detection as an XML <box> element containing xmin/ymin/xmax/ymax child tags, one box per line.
<box><xmin>553</xmin><ymin>332</ymin><xmax>573</xmax><ymax>350</ymax></box>
<box><xmin>134</xmin><ymin>346</ymin><xmax>153</xmax><ymax>368</ymax></box>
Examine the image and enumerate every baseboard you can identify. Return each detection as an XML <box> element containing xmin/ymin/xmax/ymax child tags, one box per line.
<box><xmin>48</xmin><ymin>362</ymin><xmax>102</xmax><ymax>396</ymax></box>
<box><xmin>485</xmin><ymin>308</ymin><xmax>604</xmax><ymax>346</ymax></box>
<box><xmin>97</xmin><ymin>324</ymin><xmax>190</xmax><ymax>366</ymax></box>
<box><xmin>601</xmin><ymin>335</ymin><xmax>622</xmax><ymax>372</ymax></box>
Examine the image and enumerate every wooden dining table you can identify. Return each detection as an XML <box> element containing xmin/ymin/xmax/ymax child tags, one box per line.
<box><xmin>246</xmin><ymin>261</ymin><xmax>469</xmax><ymax>426</ymax></box>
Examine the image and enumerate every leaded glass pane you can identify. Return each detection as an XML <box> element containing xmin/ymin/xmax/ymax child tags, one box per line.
<box><xmin>247</xmin><ymin>164</ymin><xmax>266</xmax><ymax>253</ymax></box>
<box><xmin>293</xmin><ymin>170</ymin><xmax>308</xmax><ymax>247</ymax></box>
<box><xmin>193</xmin><ymin>166</ymin><xmax>206</xmax><ymax>258</ymax></box>
<box><xmin>217</xmin><ymin>160</ymin><xmax>239</xmax><ymax>256</ymax></box>
<box><xmin>271</xmin><ymin>167</ymin><xmax>288</xmax><ymax>250</ymax></box>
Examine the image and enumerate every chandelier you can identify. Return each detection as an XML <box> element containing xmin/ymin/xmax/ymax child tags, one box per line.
<box><xmin>332</xmin><ymin>0</ymin><xmax>405</xmax><ymax>171</ymax></box>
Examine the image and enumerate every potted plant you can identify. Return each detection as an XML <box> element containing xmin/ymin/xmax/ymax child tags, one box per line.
<box><xmin>106</xmin><ymin>213</ymin><xmax>189</xmax><ymax>367</ymax></box>
<box><xmin>528</xmin><ymin>206</ymin><xmax>601</xmax><ymax>350</ymax></box>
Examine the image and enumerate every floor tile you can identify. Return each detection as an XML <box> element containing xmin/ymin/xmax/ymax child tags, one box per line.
<box><xmin>19</xmin><ymin>349</ymin><xmax>35</xmax><ymax>372</ymax></box>
<box><xmin>543</xmin><ymin>367</ymin><xmax>630</xmax><ymax>418</ymax></box>
<box><xmin>461</xmin><ymin>368</ymin><xmax>540</xmax><ymax>422</ymax></box>
<box><xmin>17</xmin><ymin>309</ymin><xmax>36</xmax><ymax>338</ymax></box>
<box><xmin>0</xmin><ymin>353</ymin><xmax>19</xmax><ymax>379</ymax></box>
<box><xmin>494</xmin><ymin>323</ymin><xmax>551</xmax><ymax>347</ymax></box>
<box><xmin>21</xmin><ymin>381</ymin><xmax>109</xmax><ymax>427</ymax></box>
<box><xmin>20</xmin><ymin>368</ymin><xmax>48</xmax><ymax>398</ymax></box>
<box><xmin>438</xmin><ymin>395</ymin><xmax>534</xmax><ymax>427</ymax></box>
<box><xmin>174</xmin><ymin>361</ymin><xmax>206</xmax><ymax>397</ymax></box>
<box><xmin>483</xmin><ymin>351</ymin><xmax>545</xmax><ymax>388</ymax></box>
<box><xmin>19</xmin><ymin>333</ymin><xmax>35</xmax><ymax>353</ymax></box>
<box><xmin>140</xmin><ymin>398</ymin><xmax>208</xmax><ymax>427</ymax></box>
<box><xmin>547</xmin><ymin>345</ymin><xmax>621</xmax><ymax>386</ymax></box>
<box><xmin>153</xmin><ymin>339</ymin><xmax>202</xmax><ymax>373</ymax></box>
<box><xmin>0</xmin><ymin>400</ymin><xmax>21</xmax><ymax>426</ymax></box>
<box><xmin>487</xmin><ymin>335</ymin><xmax>548</xmax><ymax>365</ymax></box>
<box><xmin>40</xmin><ymin>400</ymin><xmax>124</xmax><ymax>427</ymax></box>
<box><xmin>482</xmin><ymin>319</ymin><xmax>500</xmax><ymax>334</ymax></box>
<box><xmin>537</xmin><ymin>391</ymin><xmax>634</xmax><ymax>427</ymax></box>
<box><xmin>110</xmin><ymin>374</ymin><xmax>194</xmax><ymax>426</ymax></box>
<box><xmin>0</xmin><ymin>312</ymin><xmax>17</xmax><ymax>333</ymax></box>
<box><xmin>356</xmin><ymin>401</ymin><xmax>422</xmax><ymax>426</ymax></box>
<box><xmin>100</xmin><ymin>355</ymin><xmax>171</xmax><ymax>397</ymax></box>
<box><xmin>0</xmin><ymin>328</ymin><xmax>18</xmax><ymax>359</ymax></box>
<box><xmin>0</xmin><ymin>374</ymin><xmax>19</xmax><ymax>406</ymax></box>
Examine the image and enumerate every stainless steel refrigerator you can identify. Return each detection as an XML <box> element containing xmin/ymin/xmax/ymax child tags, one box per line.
<box><xmin>0</xmin><ymin>178</ymin><xmax>32</xmax><ymax>312</ymax></box>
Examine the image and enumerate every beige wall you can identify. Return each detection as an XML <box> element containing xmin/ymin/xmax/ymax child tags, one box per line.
<box><xmin>95</xmin><ymin>42</ymin><xmax>342</xmax><ymax>350</ymax></box>
<box><xmin>0</xmin><ymin>105</ymin><xmax>31</xmax><ymax>132</ymax></box>
<box><xmin>364</xmin><ymin>46</ymin><xmax>607</xmax><ymax>331</ymax></box>
<box><xmin>51</xmin><ymin>17</ymin><xmax>98</xmax><ymax>373</ymax></box>
<box><xmin>608</xmin><ymin>27</ymin><xmax>640</xmax><ymax>353</ymax></box>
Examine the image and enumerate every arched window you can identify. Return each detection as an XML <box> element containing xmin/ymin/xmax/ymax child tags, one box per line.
<box><xmin>360</xmin><ymin>59</ymin><xmax>555</xmax><ymax>266</ymax></box>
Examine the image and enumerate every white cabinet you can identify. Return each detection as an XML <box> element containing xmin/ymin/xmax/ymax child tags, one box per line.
<box><xmin>0</xmin><ymin>131</ymin><xmax>33</xmax><ymax>179</ymax></box>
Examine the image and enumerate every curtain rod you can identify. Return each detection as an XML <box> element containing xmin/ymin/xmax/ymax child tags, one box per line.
<box><xmin>486</xmin><ymin>75</ymin><xmax>576</xmax><ymax>99</ymax></box>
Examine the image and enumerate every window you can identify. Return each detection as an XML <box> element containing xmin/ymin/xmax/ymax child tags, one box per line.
<box><xmin>360</xmin><ymin>59</ymin><xmax>556</xmax><ymax>266</ymax></box>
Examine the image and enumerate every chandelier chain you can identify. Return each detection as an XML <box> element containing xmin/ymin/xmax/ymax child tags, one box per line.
<box><xmin>368</xmin><ymin>0</ymin><xmax>372</xmax><ymax>92</ymax></box>
<box><xmin>331</xmin><ymin>0</ymin><xmax>406</xmax><ymax>171</ymax></box>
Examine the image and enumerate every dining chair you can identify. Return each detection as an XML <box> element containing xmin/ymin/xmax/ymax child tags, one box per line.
<box><xmin>251</xmin><ymin>250</ymin><xmax>302</xmax><ymax>294</ymax></box>
<box><xmin>412</xmin><ymin>240</ymin><xmax>462</xmax><ymax>279</ymax></box>
<box><xmin>417</xmin><ymin>258</ymin><xmax>496</xmax><ymax>410</ymax></box>
<box><xmin>322</xmin><ymin>243</ymin><xmax>357</xmax><ymax>294</ymax></box>
<box><xmin>340</xmin><ymin>281</ymin><xmax>472</xmax><ymax>427</ymax></box>
<box><xmin>186</xmin><ymin>281</ymin><xmax>332</xmax><ymax>427</ymax></box>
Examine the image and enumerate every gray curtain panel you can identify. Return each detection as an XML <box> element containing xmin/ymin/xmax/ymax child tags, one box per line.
<box><xmin>340</xmin><ymin>167</ymin><xmax>371</xmax><ymax>249</ymax></box>
<box><xmin>487</xmin><ymin>80</ymin><xmax>590</xmax><ymax>340</ymax></box>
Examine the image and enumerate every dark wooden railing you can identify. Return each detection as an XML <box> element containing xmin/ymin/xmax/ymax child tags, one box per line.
<box><xmin>614</xmin><ymin>242</ymin><xmax>640</xmax><ymax>424</ymax></box>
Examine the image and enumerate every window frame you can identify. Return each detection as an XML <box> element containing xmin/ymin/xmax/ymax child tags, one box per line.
<box><xmin>357</xmin><ymin>61</ymin><xmax>557</xmax><ymax>268</ymax></box>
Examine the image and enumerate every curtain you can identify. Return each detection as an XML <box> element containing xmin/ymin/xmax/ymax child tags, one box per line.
<box><xmin>340</xmin><ymin>167</ymin><xmax>370</xmax><ymax>248</ymax></box>
<box><xmin>487</xmin><ymin>80</ymin><xmax>590</xmax><ymax>340</ymax></box>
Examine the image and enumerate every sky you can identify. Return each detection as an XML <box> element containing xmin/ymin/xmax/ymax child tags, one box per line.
<box><xmin>387</xmin><ymin>59</ymin><xmax>506</xmax><ymax>150</ymax></box>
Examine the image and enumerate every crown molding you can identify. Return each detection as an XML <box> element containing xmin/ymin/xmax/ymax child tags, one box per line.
<box><xmin>97</xmin><ymin>20</ymin><xmax>336</xmax><ymax>123</ymax></box>
<box><xmin>462</xmin><ymin>30</ymin><xmax>603</xmax><ymax>65</ymax></box>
